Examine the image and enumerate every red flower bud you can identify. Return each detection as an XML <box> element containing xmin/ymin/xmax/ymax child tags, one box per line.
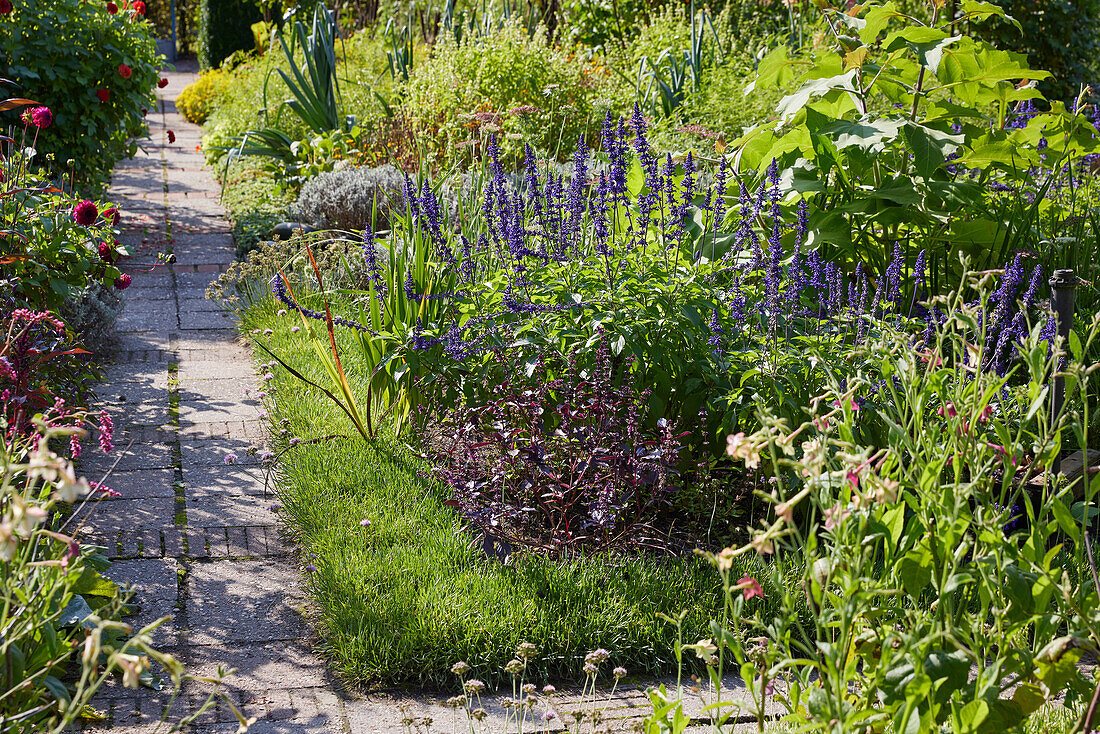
<box><xmin>115</xmin><ymin>273</ymin><xmax>132</xmax><ymax>290</ymax></box>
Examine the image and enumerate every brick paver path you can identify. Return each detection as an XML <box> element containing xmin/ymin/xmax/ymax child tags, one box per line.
<box><xmin>75</xmin><ymin>64</ymin><xmax>759</xmax><ymax>734</ymax></box>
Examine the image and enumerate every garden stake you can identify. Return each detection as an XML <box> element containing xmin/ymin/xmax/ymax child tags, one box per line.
<box><xmin>1050</xmin><ymin>268</ymin><xmax>1077</xmax><ymax>475</ymax></box>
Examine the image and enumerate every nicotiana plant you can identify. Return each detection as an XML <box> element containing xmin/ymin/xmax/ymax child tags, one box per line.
<box><xmin>647</xmin><ymin>273</ymin><xmax>1100</xmax><ymax>734</ymax></box>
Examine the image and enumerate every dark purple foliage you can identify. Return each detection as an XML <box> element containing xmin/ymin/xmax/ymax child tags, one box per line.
<box><xmin>428</xmin><ymin>344</ymin><xmax>684</xmax><ymax>555</ymax></box>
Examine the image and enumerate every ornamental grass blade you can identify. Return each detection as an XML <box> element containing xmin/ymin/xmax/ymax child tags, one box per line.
<box><xmin>0</xmin><ymin>98</ymin><xmax>39</xmax><ymax>111</ymax></box>
<box><xmin>305</xmin><ymin>249</ymin><xmax>374</xmax><ymax>439</ymax></box>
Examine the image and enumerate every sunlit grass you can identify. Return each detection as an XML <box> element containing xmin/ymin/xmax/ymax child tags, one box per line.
<box><xmin>241</xmin><ymin>299</ymin><xmax>774</xmax><ymax>688</ymax></box>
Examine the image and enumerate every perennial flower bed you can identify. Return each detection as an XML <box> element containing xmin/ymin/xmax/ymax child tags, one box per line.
<box><xmin>198</xmin><ymin>0</ymin><xmax>1100</xmax><ymax>729</ymax></box>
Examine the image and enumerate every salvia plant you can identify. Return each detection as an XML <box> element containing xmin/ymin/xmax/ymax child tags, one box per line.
<box><xmin>257</xmin><ymin>107</ymin><xmax>1062</xmax><ymax>458</ymax></box>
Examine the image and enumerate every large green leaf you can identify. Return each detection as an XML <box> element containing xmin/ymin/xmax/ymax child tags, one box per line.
<box><xmin>903</xmin><ymin>122</ymin><xmax>962</xmax><ymax>178</ymax></box>
<box><xmin>776</xmin><ymin>70</ymin><xmax>858</xmax><ymax>123</ymax></box>
<box><xmin>820</xmin><ymin>117</ymin><xmax>904</xmax><ymax>153</ymax></box>
<box><xmin>884</xmin><ymin>27</ymin><xmax>960</xmax><ymax>74</ymax></box>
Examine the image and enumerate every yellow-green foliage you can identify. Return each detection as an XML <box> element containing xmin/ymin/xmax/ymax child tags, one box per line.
<box><xmin>177</xmin><ymin>68</ymin><xmax>233</xmax><ymax>124</ymax></box>
<box><xmin>400</xmin><ymin>20</ymin><xmax>617</xmax><ymax>163</ymax></box>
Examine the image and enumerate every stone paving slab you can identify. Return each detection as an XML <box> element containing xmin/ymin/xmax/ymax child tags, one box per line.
<box><xmin>183</xmin><ymin>641</ymin><xmax>332</xmax><ymax>691</ymax></box>
<box><xmin>187</xmin><ymin>560</ymin><xmax>307</xmax><ymax>644</ymax></box>
<box><xmin>82</xmin><ymin>441</ymin><xmax>175</xmax><ymax>473</ymax></box>
<box><xmin>106</xmin><ymin>558</ymin><xmax>182</xmax><ymax>645</ymax></box>
<box><xmin>187</xmin><ymin>495</ymin><xmax>278</xmax><ymax>528</ymax></box>
<box><xmin>184</xmin><ymin>464</ymin><xmax>270</xmax><ymax>497</ymax></box>
<box><xmin>96</xmin><ymin>468</ymin><xmax>176</xmax><ymax>500</ymax></box>
<box><xmin>116</xmin><ymin>299</ymin><xmax>178</xmax><ymax>333</ymax></box>
<box><xmin>72</xmin><ymin>497</ymin><xmax>179</xmax><ymax>536</ymax></box>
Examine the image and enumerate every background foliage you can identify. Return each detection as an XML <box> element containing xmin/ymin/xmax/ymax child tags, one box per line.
<box><xmin>0</xmin><ymin>0</ymin><xmax>161</xmax><ymax>192</ymax></box>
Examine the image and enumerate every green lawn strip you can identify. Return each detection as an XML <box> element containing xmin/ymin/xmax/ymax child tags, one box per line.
<box><xmin>239</xmin><ymin>298</ymin><xmax>775</xmax><ymax>688</ymax></box>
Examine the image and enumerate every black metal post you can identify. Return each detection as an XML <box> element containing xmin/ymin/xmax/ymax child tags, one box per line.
<box><xmin>1050</xmin><ymin>268</ymin><xmax>1077</xmax><ymax>475</ymax></box>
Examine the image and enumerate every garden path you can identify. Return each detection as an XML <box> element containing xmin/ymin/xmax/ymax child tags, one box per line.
<box><xmin>74</xmin><ymin>65</ymin><xmax>760</xmax><ymax>734</ymax></box>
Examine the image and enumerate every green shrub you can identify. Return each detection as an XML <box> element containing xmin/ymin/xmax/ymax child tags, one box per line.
<box><xmin>197</xmin><ymin>0</ymin><xmax>263</xmax><ymax>69</ymax></box>
<box><xmin>219</xmin><ymin>158</ymin><xmax>295</xmax><ymax>256</ymax></box>
<box><xmin>399</xmin><ymin>20</ymin><xmax>615</xmax><ymax>163</ymax></box>
<box><xmin>0</xmin><ymin>0</ymin><xmax>160</xmax><ymax>192</ymax></box>
<box><xmin>977</xmin><ymin>0</ymin><xmax>1100</xmax><ymax>103</ymax></box>
<box><xmin>177</xmin><ymin>67</ymin><xmax>232</xmax><ymax>124</ymax></box>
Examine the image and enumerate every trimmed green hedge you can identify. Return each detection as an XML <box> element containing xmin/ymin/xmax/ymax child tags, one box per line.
<box><xmin>197</xmin><ymin>0</ymin><xmax>262</xmax><ymax>69</ymax></box>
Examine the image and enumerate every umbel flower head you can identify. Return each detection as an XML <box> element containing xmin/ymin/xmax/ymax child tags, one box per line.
<box><xmin>73</xmin><ymin>200</ymin><xmax>98</xmax><ymax>226</ymax></box>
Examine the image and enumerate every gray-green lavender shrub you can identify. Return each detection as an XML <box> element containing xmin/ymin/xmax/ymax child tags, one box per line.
<box><xmin>61</xmin><ymin>282</ymin><xmax>123</xmax><ymax>356</ymax></box>
<box><xmin>288</xmin><ymin>164</ymin><xmax>405</xmax><ymax>232</ymax></box>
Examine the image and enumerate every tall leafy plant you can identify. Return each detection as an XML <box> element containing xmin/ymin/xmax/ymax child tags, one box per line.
<box><xmin>635</xmin><ymin>2</ymin><xmax>724</xmax><ymax>120</ymax></box>
<box><xmin>735</xmin><ymin>0</ymin><xmax>1100</xmax><ymax>284</ymax></box>
<box><xmin>223</xmin><ymin>4</ymin><xmax>349</xmax><ymax>182</ymax></box>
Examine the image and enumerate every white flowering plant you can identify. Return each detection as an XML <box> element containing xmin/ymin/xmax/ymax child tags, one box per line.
<box><xmin>0</xmin><ymin>419</ymin><xmax>248</xmax><ymax>731</ymax></box>
<box><xmin>646</xmin><ymin>275</ymin><xmax>1100</xmax><ymax>733</ymax></box>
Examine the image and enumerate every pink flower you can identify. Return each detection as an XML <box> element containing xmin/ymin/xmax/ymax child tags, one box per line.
<box><xmin>92</xmin><ymin>482</ymin><xmax>121</xmax><ymax>498</ymax></box>
<box><xmin>73</xmin><ymin>200</ymin><xmax>98</xmax><ymax>225</ymax></box>
<box><xmin>102</xmin><ymin>207</ymin><xmax>120</xmax><ymax>225</ymax></box>
<box><xmin>98</xmin><ymin>242</ymin><xmax>113</xmax><ymax>262</ymax></box>
<box><xmin>823</xmin><ymin>504</ymin><xmax>851</xmax><ymax>531</ymax></box>
<box><xmin>738</xmin><ymin>574</ymin><xmax>764</xmax><ymax>601</ymax></box>
<box><xmin>29</xmin><ymin>106</ymin><xmax>53</xmax><ymax>129</ymax></box>
<box><xmin>224</xmin><ymin>453</ymin><xmax>238</xmax><ymax>465</ymax></box>
<box><xmin>98</xmin><ymin>410</ymin><xmax>114</xmax><ymax>453</ymax></box>
<box><xmin>118</xmin><ymin>63</ymin><xmax>132</xmax><ymax>79</ymax></box>
<box><xmin>114</xmin><ymin>273</ymin><xmax>131</xmax><ymax>290</ymax></box>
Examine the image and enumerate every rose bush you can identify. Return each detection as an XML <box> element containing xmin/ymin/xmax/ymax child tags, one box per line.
<box><xmin>0</xmin><ymin>0</ymin><xmax>161</xmax><ymax>192</ymax></box>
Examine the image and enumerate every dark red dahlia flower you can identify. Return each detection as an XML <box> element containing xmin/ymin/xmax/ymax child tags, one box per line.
<box><xmin>73</xmin><ymin>201</ymin><xmax>98</xmax><ymax>226</ymax></box>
